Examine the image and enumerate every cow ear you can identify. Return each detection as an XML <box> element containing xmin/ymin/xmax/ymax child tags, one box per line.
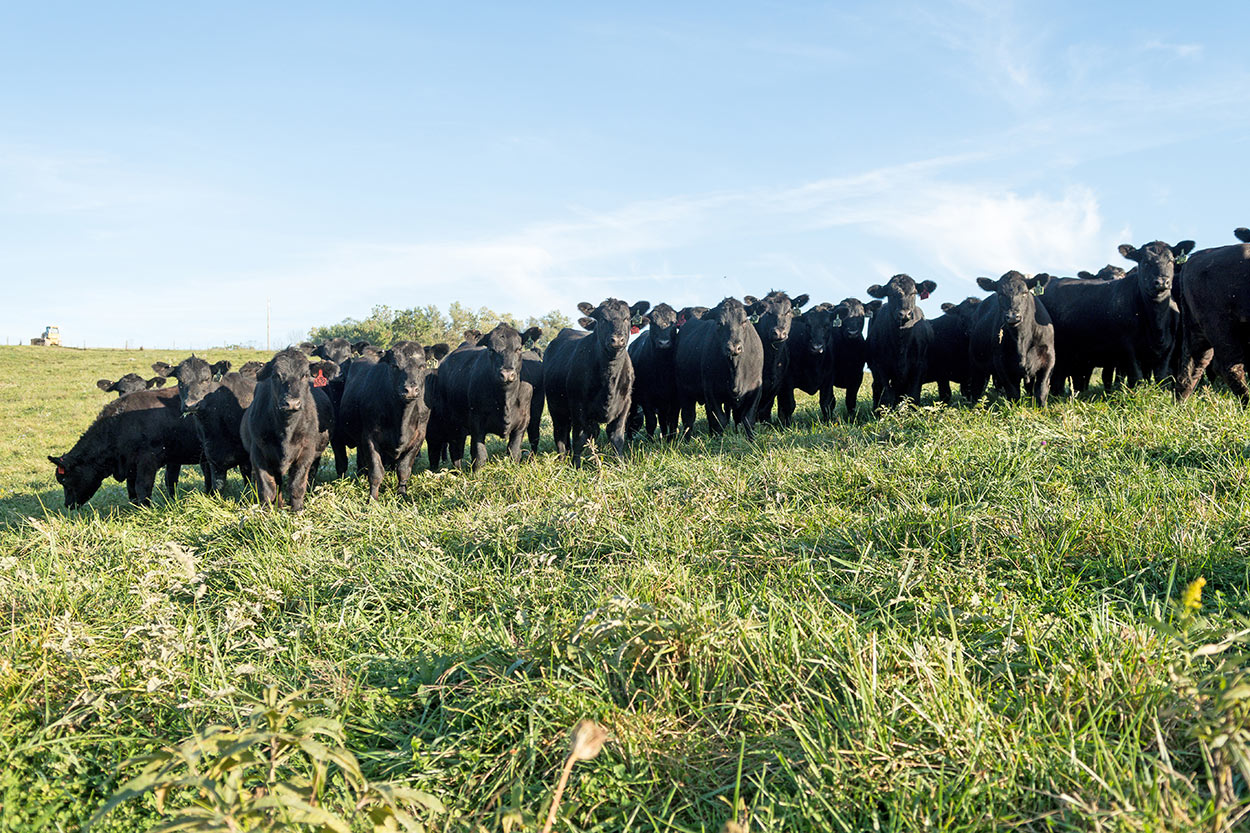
<box><xmin>577</xmin><ymin>302</ymin><xmax>595</xmax><ymax>315</ymax></box>
<box><xmin>148</xmin><ymin>376</ymin><xmax>167</xmax><ymax>388</ymax></box>
<box><xmin>918</xmin><ymin>280</ymin><xmax>937</xmax><ymax>296</ymax></box>
<box><xmin>521</xmin><ymin>326</ymin><xmax>542</xmax><ymax>345</ymax></box>
<box><xmin>1027</xmin><ymin>273</ymin><xmax>1052</xmax><ymax>290</ymax></box>
<box><xmin>578</xmin><ymin>317</ymin><xmax>596</xmax><ymax>330</ymax></box>
<box><xmin>630</xmin><ymin>300</ymin><xmax>651</xmax><ymax>317</ymax></box>
<box><xmin>351</xmin><ymin>340</ymin><xmax>369</xmax><ymax>353</ymax></box>
<box><xmin>742</xmin><ymin>295</ymin><xmax>759</xmax><ymax>307</ymax></box>
<box><xmin>96</xmin><ymin>379</ymin><xmax>114</xmax><ymax>391</ymax></box>
<box><xmin>637</xmin><ymin>316</ymin><xmax>650</xmax><ymax>329</ymax></box>
<box><xmin>865</xmin><ymin>300</ymin><xmax>883</xmax><ymax>315</ymax></box>
<box><xmin>1118</xmin><ymin>243</ymin><xmax>1142</xmax><ymax>262</ymax></box>
<box><xmin>257</xmin><ymin>360</ymin><xmax>274</xmax><ymax>381</ymax></box>
<box><xmin>976</xmin><ymin>277</ymin><xmax>996</xmax><ymax>292</ymax></box>
<box><xmin>1236</xmin><ymin>228</ymin><xmax>1250</xmax><ymax>243</ymax></box>
<box><xmin>866</xmin><ymin>284</ymin><xmax>887</xmax><ymax>299</ymax></box>
<box><xmin>940</xmin><ymin>302</ymin><xmax>955</xmax><ymax>313</ymax></box>
<box><xmin>151</xmin><ymin>361</ymin><xmax>172</xmax><ymax>377</ymax></box>
<box><xmin>310</xmin><ymin>360</ymin><xmax>340</xmax><ymax>381</ymax></box>
<box><xmin>792</xmin><ymin>294</ymin><xmax>809</xmax><ymax>309</ymax></box>
<box><xmin>1077</xmin><ymin>270</ymin><xmax>1094</xmax><ymax>279</ymax></box>
<box><xmin>431</xmin><ymin>343</ymin><xmax>451</xmax><ymax>361</ymax></box>
<box><xmin>381</xmin><ymin>349</ymin><xmax>398</xmax><ymax>366</ymax></box>
<box><xmin>1173</xmin><ymin>239</ymin><xmax>1196</xmax><ymax>257</ymax></box>
<box><xmin>298</xmin><ymin>342</ymin><xmax>316</xmax><ymax>356</ymax></box>
<box><xmin>211</xmin><ymin>360</ymin><xmax>231</xmax><ymax>377</ymax></box>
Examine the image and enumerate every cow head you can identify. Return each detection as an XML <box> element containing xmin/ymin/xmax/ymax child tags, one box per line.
<box><xmin>795</xmin><ymin>302</ymin><xmax>837</xmax><ymax>355</ymax></box>
<box><xmin>312</xmin><ymin>338</ymin><xmax>353</xmax><ymax>365</ymax></box>
<box><xmin>472</xmin><ymin>324</ymin><xmax>524</xmax><ymax>385</ymax></box>
<box><xmin>1236</xmin><ymin>228</ymin><xmax>1250</xmax><ymax>243</ymax></box>
<box><xmin>257</xmin><ymin>349</ymin><xmax>338</xmax><ymax>412</ymax></box>
<box><xmin>423</xmin><ymin>343</ymin><xmax>452</xmax><ymax>363</ymax></box>
<box><xmin>832</xmin><ymin>297</ymin><xmax>873</xmax><ymax>339</ymax></box>
<box><xmin>866</xmin><ymin>275</ymin><xmax>936</xmax><ymax>328</ymax></box>
<box><xmin>48</xmin><ymin>453</ymin><xmax>105</xmax><ymax>510</ymax></box>
<box><xmin>675</xmin><ymin>306</ymin><xmax>708</xmax><ymax>328</ymax></box>
<box><xmin>378</xmin><ymin>341</ymin><xmax>430</xmax><ymax>402</ymax></box>
<box><xmin>520</xmin><ymin>326</ymin><xmax>543</xmax><ymax>349</ymax></box>
<box><xmin>459</xmin><ymin>329</ymin><xmax>483</xmax><ymax>350</ymax></box>
<box><xmin>154</xmin><ymin>356</ymin><xmax>231</xmax><ymax>414</ymax></box>
<box><xmin>238</xmin><ymin>361</ymin><xmax>265</xmax><ymax>378</ymax></box>
<box><xmin>937</xmin><ymin>296</ymin><xmax>984</xmax><ymax>334</ymax></box>
<box><xmin>1119</xmin><ymin>240</ymin><xmax>1195</xmax><ymax>302</ymax></box>
<box><xmin>976</xmin><ymin>272</ymin><xmax>1048</xmax><ymax>329</ymax></box>
<box><xmin>1077</xmin><ymin>265</ymin><xmax>1127</xmax><ymax>282</ymax></box>
<box><xmin>744</xmin><ymin>291</ymin><xmax>809</xmax><ymax>344</ymax></box>
<box><xmin>96</xmin><ymin>373</ymin><xmax>165</xmax><ymax>396</ymax></box>
<box><xmin>577</xmin><ymin>299</ymin><xmax>642</xmax><ymax>354</ymax></box>
<box><xmin>643</xmin><ymin>303</ymin><xmax>678</xmax><ymax>350</ymax></box>
<box><xmin>705</xmin><ymin>297</ymin><xmax>754</xmax><ymax>359</ymax></box>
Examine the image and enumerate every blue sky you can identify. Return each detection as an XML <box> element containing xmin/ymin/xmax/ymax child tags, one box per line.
<box><xmin>2</xmin><ymin>1</ymin><xmax>1247</xmax><ymax>348</ymax></box>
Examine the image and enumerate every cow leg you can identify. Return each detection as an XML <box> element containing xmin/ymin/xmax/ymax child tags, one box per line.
<box><xmin>704</xmin><ymin>399</ymin><xmax>727</xmax><ymax>436</ymax></box>
<box><xmin>396</xmin><ymin>451</ymin><xmax>416</xmax><ymax>497</ymax></box>
<box><xmin>966</xmin><ymin>371</ymin><xmax>989</xmax><ymax>406</ymax></box>
<box><xmin>736</xmin><ymin>390</ymin><xmax>761</xmax><ymax>440</ymax></box>
<box><xmin>607</xmin><ymin>408</ymin><xmax>629</xmax><ymax>456</ymax></box>
<box><xmin>136</xmin><ymin>458</ymin><xmax>161</xmax><ymax>507</ymax></box>
<box><xmin>778</xmin><ymin>385</ymin><xmax>797</xmax><ymax>427</ymax></box>
<box><xmin>126</xmin><ymin>469</ymin><xmax>138</xmax><ymax>503</ymax></box>
<box><xmin>288</xmin><ymin>459</ymin><xmax>313</xmax><ymax>512</ymax></box>
<box><xmin>470</xmin><ymin>431</ymin><xmax>490</xmax><ymax>472</ymax></box>
<box><xmin>936</xmin><ymin>378</ymin><xmax>951</xmax><ymax>404</ymax></box>
<box><xmin>643</xmin><ymin>406</ymin><xmax>658</xmax><ymax>439</ymax></box>
<box><xmin>255</xmin><ymin>467</ymin><xmax>279</xmax><ymax>509</ymax></box>
<box><xmin>1034</xmin><ymin>364</ymin><xmax>1053</xmax><ymax>407</ymax></box>
<box><xmin>844</xmin><ymin>381</ymin><xmax>860</xmax><ymax>421</ymax></box>
<box><xmin>1215</xmin><ymin>351</ymin><xmax>1250</xmax><ymax>406</ymax></box>
<box><xmin>506</xmin><ymin>421</ymin><xmax>527</xmax><ymax>463</ymax></box>
<box><xmin>164</xmin><ymin>463</ymin><xmax>181</xmax><ymax>499</ymax></box>
<box><xmin>360</xmin><ymin>437</ymin><xmax>383</xmax><ymax>500</ymax></box>
<box><xmin>871</xmin><ymin>373</ymin><xmax>884</xmax><ymax>411</ymax></box>
<box><xmin>818</xmin><ymin>384</ymin><xmax>836</xmax><ymax>422</ymax></box>
<box><xmin>332</xmin><ymin>438</ymin><xmax>349</xmax><ymax>478</ymax></box>
<box><xmin>757</xmin><ymin>392</ymin><xmax>775</xmax><ymax>425</ymax></box>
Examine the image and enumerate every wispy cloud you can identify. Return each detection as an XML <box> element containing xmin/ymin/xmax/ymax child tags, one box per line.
<box><xmin>1143</xmin><ymin>40</ymin><xmax>1203</xmax><ymax>60</ymax></box>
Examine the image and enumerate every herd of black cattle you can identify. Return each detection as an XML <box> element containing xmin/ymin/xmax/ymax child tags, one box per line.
<box><xmin>46</xmin><ymin>228</ymin><xmax>1250</xmax><ymax>512</ymax></box>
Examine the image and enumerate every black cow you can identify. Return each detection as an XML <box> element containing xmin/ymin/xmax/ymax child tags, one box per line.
<box><xmin>96</xmin><ymin>373</ymin><xmax>166</xmax><ymax>396</ymax></box>
<box><xmin>968</xmin><ymin>272</ymin><xmax>1055</xmax><ymax>405</ymax></box>
<box><xmin>1077</xmin><ymin>265</ymin><xmax>1128</xmax><ymax>281</ymax></box>
<box><xmin>241</xmin><ymin>349</ymin><xmax>338</xmax><ymax>511</ymax></box>
<box><xmin>776</xmin><ymin>302</ymin><xmax>837</xmax><ymax>424</ymax></box>
<box><xmin>866</xmin><ymin>275</ymin><xmax>938</xmax><ymax>409</ymax></box>
<box><xmin>628</xmin><ymin>302</ymin><xmax>681</xmax><ymax>439</ymax></box>
<box><xmin>922</xmin><ymin>296</ymin><xmax>983</xmax><ymax>403</ymax></box>
<box><xmin>154</xmin><ymin>357</ymin><xmax>255</xmax><ymax>494</ymax></box>
<box><xmin>519</xmin><ymin>328</ymin><xmax>545</xmax><ymax>453</ymax></box>
<box><xmin>1043</xmin><ymin>239</ymin><xmax>1194</xmax><ymax>395</ymax></box>
<box><xmin>1176</xmin><ymin>230</ymin><xmax>1250</xmax><ymax>403</ymax></box>
<box><xmin>337</xmin><ymin>341</ymin><xmax>442</xmax><ymax>499</ymax></box>
<box><xmin>748</xmin><ymin>291</ymin><xmax>808</xmax><ymax>424</ymax></box>
<box><xmin>48</xmin><ymin>388</ymin><xmax>205</xmax><ymax>508</ymax></box>
<box><xmin>673</xmin><ymin>297</ymin><xmax>764</xmax><ymax>439</ymax></box>
<box><xmin>544</xmin><ymin>299</ymin><xmax>648</xmax><ymax>464</ymax></box>
<box><xmin>428</xmin><ymin>325</ymin><xmax>534</xmax><ymax>472</ymax></box>
<box><xmin>828</xmin><ymin>298</ymin><xmax>875</xmax><ymax>419</ymax></box>
<box><xmin>238</xmin><ymin>361</ymin><xmax>266</xmax><ymax>377</ymax></box>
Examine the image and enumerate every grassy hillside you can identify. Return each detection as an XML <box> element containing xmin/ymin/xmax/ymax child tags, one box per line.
<box><xmin>1</xmin><ymin>345</ymin><xmax>1249</xmax><ymax>831</ymax></box>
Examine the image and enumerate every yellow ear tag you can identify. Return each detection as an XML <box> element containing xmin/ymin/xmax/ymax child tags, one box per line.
<box><xmin>998</xmin><ymin>329</ymin><xmax>1004</xmax><ymax>344</ymax></box>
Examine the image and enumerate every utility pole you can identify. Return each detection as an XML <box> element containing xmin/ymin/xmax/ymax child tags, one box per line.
<box><xmin>266</xmin><ymin>299</ymin><xmax>271</xmax><ymax>351</ymax></box>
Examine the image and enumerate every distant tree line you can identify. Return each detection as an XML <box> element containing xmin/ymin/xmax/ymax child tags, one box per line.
<box><xmin>308</xmin><ymin>303</ymin><xmax>571</xmax><ymax>350</ymax></box>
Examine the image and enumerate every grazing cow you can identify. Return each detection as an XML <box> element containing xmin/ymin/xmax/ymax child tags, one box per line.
<box><xmin>1043</xmin><ymin>239</ymin><xmax>1194</xmax><ymax>395</ymax></box>
<box><xmin>48</xmin><ymin>388</ymin><xmax>205</xmax><ymax>508</ymax></box>
<box><xmin>428</xmin><ymin>326</ymin><xmax>534</xmax><ymax>472</ymax></box>
<box><xmin>96</xmin><ymin>373</ymin><xmax>166</xmax><ymax>396</ymax></box>
<box><xmin>153</xmin><ymin>357</ymin><xmax>256</xmax><ymax>493</ymax></box>
<box><xmin>628</xmin><ymin>302</ymin><xmax>681</xmax><ymax>439</ymax></box>
<box><xmin>776</xmin><ymin>302</ymin><xmax>837</xmax><ymax>424</ymax></box>
<box><xmin>866</xmin><ymin>275</ymin><xmax>938</xmax><ymax>409</ymax></box>
<box><xmin>923</xmin><ymin>296</ymin><xmax>983</xmax><ymax>403</ymax></box>
<box><xmin>968</xmin><ymin>272</ymin><xmax>1055</xmax><ymax>405</ymax></box>
<box><xmin>674</xmin><ymin>297</ymin><xmax>764</xmax><ymax>439</ymax></box>
<box><xmin>1175</xmin><ymin>229</ymin><xmax>1250</xmax><ymax>403</ymax></box>
<box><xmin>748</xmin><ymin>291</ymin><xmax>808</xmax><ymax>424</ymax></box>
<box><xmin>337</xmin><ymin>341</ymin><xmax>442</xmax><ymax>498</ymax></box>
<box><xmin>544</xmin><ymin>299</ymin><xmax>648</xmax><ymax>464</ymax></box>
<box><xmin>241</xmin><ymin>349</ymin><xmax>338</xmax><ymax>511</ymax></box>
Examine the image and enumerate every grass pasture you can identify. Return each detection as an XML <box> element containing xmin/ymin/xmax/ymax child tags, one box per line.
<box><xmin>2</xmin><ymin>344</ymin><xmax>1250</xmax><ymax>831</ymax></box>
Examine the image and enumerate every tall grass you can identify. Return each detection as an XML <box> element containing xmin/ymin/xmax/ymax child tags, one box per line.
<box><xmin>1</xmin><ymin>345</ymin><xmax>1248</xmax><ymax>831</ymax></box>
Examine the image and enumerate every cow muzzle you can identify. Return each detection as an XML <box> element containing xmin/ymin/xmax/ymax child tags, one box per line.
<box><xmin>499</xmin><ymin>369</ymin><xmax>517</xmax><ymax>383</ymax></box>
<box><xmin>282</xmin><ymin>398</ymin><xmax>303</xmax><ymax>412</ymax></box>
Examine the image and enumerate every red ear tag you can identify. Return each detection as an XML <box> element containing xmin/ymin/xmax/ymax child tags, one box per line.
<box><xmin>630</xmin><ymin>325</ymin><xmax>640</xmax><ymax>335</ymax></box>
<box><xmin>56</xmin><ymin>465</ymin><xmax>66</xmax><ymax>475</ymax></box>
<box><xmin>677</xmin><ymin>315</ymin><xmax>687</xmax><ymax>326</ymax></box>
<box><xmin>313</xmin><ymin>368</ymin><xmax>328</xmax><ymax>388</ymax></box>
<box><xmin>919</xmin><ymin>290</ymin><xmax>930</xmax><ymax>300</ymax></box>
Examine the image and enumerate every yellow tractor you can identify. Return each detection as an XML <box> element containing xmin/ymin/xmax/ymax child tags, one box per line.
<box><xmin>30</xmin><ymin>325</ymin><xmax>61</xmax><ymax>346</ymax></box>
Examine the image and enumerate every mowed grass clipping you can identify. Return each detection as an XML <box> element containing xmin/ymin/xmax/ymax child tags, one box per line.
<box><xmin>2</xmin><ymin>343</ymin><xmax>1249</xmax><ymax>831</ymax></box>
